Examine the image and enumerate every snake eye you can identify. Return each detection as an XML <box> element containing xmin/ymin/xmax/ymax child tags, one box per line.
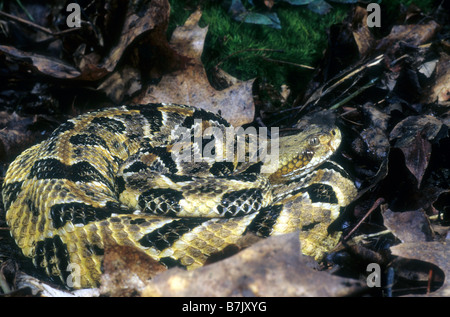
<box><xmin>309</xmin><ymin>137</ymin><xmax>319</xmax><ymax>146</ymax></box>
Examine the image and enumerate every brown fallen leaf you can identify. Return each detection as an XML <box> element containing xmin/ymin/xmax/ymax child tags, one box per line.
<box><xmin>97</xmin><ymin>65</ymin><xmax>142</xmax><ymax>104</ymax></box>
<box><xmin>357</xmin><ymin>103</ymin><xmax>390</xmax><ymax>162</ymax></box>
<box><xmin>376</xmin><ymin>20</ymin><xmax>441</xmax><ymax>64</ymax></box>
<box><xmin>389</xmin><ymin>115</ymin><xmax>445</xmax><ymax>187</ymax></box>
<box><xmin>135</xmin><ymin>10</ymin><xmax>255</xmax><ymax>127</ymax></box>
<box><xmin>100</xmin><ymin>0</ymin><xmax>171</xmax><ymax>73</ymax></box>
<box><xmin>391</xmin><ymin>242</ymin><xmax>450</xmax><ymax>296</ymax></box>
<box><xmin>0</xmin><ymin>43</ymin><xmax>112</xmax><ymax>81</ymax></box>
<box><xmin>141</xmin><ymin>232</ymin><xmax>363</xmax><ymax>297</ymax></box>
<box><xmin>351</xmin><ymin>6</ymin><xmax>375</xmax><ymax>57</ymax></box>
<box><xmin>398</xmin><ymin>131</ymin><xmax>432</xmax><ymax>188</ymax></box>
<box><xmin>0</xmin><ymin>112</ymin><xmax>38</xmax><ymax>161</ymax></box>
<box><xmin>382</xmin><ymin>208</ymin><xmax>434</xmax><ymax>243</ymax></box>
<box><xmin>0</xmin><ymin>45</ymin><xmax>82</xmax><ymax>79</ymax></box>
<box><xmin>100</xmin><ymin>244</ymin><xmax>167</xmax><ymax>297</ymax></box>
<box><xmin>422</xmin><ymin>52</ymin><xmax>450</xmax><ymax>106</ymax></box>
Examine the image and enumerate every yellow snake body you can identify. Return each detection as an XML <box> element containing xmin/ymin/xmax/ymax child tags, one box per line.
<box><xmin>2</xmin><ymin>103</ymin><xmax>357</xmax><ymax>288</ymax></box>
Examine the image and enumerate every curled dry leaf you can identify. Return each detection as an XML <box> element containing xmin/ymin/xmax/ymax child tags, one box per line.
<box><xmin>0</xmin><ymin>45</ymin><xmax>82</xmax><ymax>79</ymax></box>
<box><xmin>422</xmin><ymin>52</ymin><xmax>450</xmax><ymax>106</ymax></box>
<box><xmin>141</xmin><ymin>232</ymin><xmax>363</xmax><ymax>297</ymax></box>
<box><xmin>391</xmin><ymin>242</ymin><xmax>450</xmax><ymax>296</ymax></box>
<box><xmin>358</xmin><ymin>103</ymin><xmax>390</xmax><ymax>162</ymax></box>
<box><xmin>0</xmin><ymin>112</ymin><xmax>39</xmax><ymax>161</ymax></box>
<box><xmin>382</xmin><ymin>208</ymin><xmax>434</xmax><ymax>243</ymax></box>
<box><xmin>351</xmin><ymin>6</ymin><xmax>375</xmax><ymax>57</ymax></box>
<box><xmin>376</xmin><ymin>20</ymin><xmax>440</xmax><ymax>64</ymax></box>
<box><xmin>390</xmin><ymin>115</ymin><xmax>445</xmax><ymax>187</ymax></box>
<box><xmin>100</xmin><ymin>244</ymin><xmax>167</xmax><ymax>297</ymax></box>
<box><xmin>136</xmin><ymin>11</ymin><xmax>255</xmax><ymax>127</ymax></box>
<box><xmin>100</xmin><ymin>0</ymin><xmax>171</xmax><ymax>73</ymax></box>
<box><xmin>97</xmin><ymin>65</ymin><xmax>142</xmax><ymax>104</ymax></box>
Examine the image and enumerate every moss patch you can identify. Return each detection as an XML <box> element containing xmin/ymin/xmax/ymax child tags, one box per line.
<box><xmin>168</xmin><ymin>1</ymin><xmax>435</xmax><ymax>91</ymax></box>
<box><xmin>169</xmin><ymin>1</ymin><xmax>348</xmax><ymax>90</ymax></box>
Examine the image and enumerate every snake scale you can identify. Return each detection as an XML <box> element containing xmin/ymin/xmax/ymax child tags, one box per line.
<box><xmin>2</xmin><ymin>103</ymin><xmax>357</xmax><ymax>289</ymax></box>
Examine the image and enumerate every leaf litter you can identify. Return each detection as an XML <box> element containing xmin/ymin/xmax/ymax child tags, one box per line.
<box><xmin>134</xmin><ymin>10</ymin><xmax>255</xmax><ymax>126</ymax></box>
<box><xmin>0</xmin><ymin>1</ymin><xmax>449</xmax><ymax>297</ymax></box>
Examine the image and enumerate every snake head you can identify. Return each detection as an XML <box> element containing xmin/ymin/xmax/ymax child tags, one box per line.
<box><xmin>267</xmin><ymin>125</ymin><xmax>342</xmax><ymax>184</ymax></box>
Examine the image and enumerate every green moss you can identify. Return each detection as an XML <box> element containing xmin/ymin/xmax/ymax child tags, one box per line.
<box><xmin>168</xmin><ymin>1</ymin><xmax>348</xmax><ymax>90</ymax></box>
<box><xmin>168</xmin><ymin>0</ymin><xmax>435</xmax><ymax>91</ymax></box>
<box><xmin>203</xmin><ymin>3</ymin><xmax>349</xmax><ymax>89</ymax></box>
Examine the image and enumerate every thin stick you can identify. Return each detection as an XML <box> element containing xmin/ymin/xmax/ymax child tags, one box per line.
<box><xmin>304</xmin><ymin>54</ymin><xmax>384</xmax><ymax>107</ymax></box>
<box><xmin>0</xmin><ymin>10</ymin><xmax>53</xmax><ymax>34</ymax></box>
<box><xmin>215</xmin><ymin>48</ymin><xmax>284</xmax><ymax>69</ymax></box>
<box><xmin>260</xmin><ymin>56</ymin><xmax>314</xmax><ymax>70</ymax></box>
<box><xmin>343</xmin><ymin>197</ymin><xmax>385</xmax><ymax>241</ymax></box>
<box><xmin>0</xmin><ymin>10</ymin><xmax>81</xmax><ymax>37</ymax></box>
<box><xmin>427</xmin><ymin>269</ymin><xmax>433</xmax><ymax>295</ymax></box>
<box><xmin>330</xmin><ymin>77</ymin><xmax>378</xmax><ymax>110</ymax></box>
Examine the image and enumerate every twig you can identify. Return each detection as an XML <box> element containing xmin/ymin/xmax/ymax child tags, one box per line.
<box><xmin>339</xmin><ymin>108</ymin><xmax>364</xmax><ymax>126</ymax></box>
<box><xmin>0</xmin><ymin>10</ymin><xmax>81</xmax><ymax>37</ymax></box>
<box><xmin>275</xmin><ymin>104</ymin><xmax>306</xmax><ymax>114</ymax></box>
<box><xmin>215</xmin><ymin>48</ymin><xmax>284</xmax><ymax>69</ymax></box>
<box><xmin>427</xmin><ymin>269</ymin><xmax>433</xmax><ymax>295</ymax></box>
<box><xmin>357</xmin><ymin>229</ymin><xmax>391</xmax><ymax>240</ymax></box>
<box><xmin>260</xmin><ymin>56</ymin><xmax>314</xmax><ymax>70</ymax></box>
<box><xmin>343</xmin><ymin>197</ymin><xmax>385</xmax><ymax>241</ymax></box>
<box><xmin>340</xmin><ymin>115</ymin><xmax>364</xmax><ymax>126</ymax></box>
<box><xmin>0</xmin><ymin>10</ymin><xmax>53</xmax><ymax>34</ymax></box>
<box><xmin>304</xmin><ymin>54</ymin><xmax>384</xmax><ymax>108</ymax></box>
<box><xmin>330</xmin><ymin>77</ymin><xmax>378</xmax><ymax>110</ymax></box>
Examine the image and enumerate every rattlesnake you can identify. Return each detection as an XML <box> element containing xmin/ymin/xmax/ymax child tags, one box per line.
<box><xmin>2</xmin><ymin>103</ymin><xmax>357</xmax><ymax>288</ymax></box>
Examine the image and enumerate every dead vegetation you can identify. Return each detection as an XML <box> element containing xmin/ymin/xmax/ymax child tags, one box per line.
<box><xmin>0</xmin><ymin>0</ymin><xmax>449</xmax><ymax>297</ymax></box>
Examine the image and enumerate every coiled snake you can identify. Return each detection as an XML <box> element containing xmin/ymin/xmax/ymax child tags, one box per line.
<box><xmin>2</xmin><ymin>103</ymin><xmax>357</xmax><ymax>289</ymax></box>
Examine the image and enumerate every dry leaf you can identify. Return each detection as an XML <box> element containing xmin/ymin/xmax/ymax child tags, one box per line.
<box><xmin>390</xmin><ymin>115</ymin><xmax>445</xmax><ymax>187</ymax></box>
<box><xmin>376</xmin><ymin>21</ymin><xmax>440</xmax><ymax>53</ymax></box>
<box><xmin>391</xmin><ymin>242</ymin><xmax>450</xmax><ymax>296</ymax></box>
<box><xmin>0</xmin><ymin>112</ymin><xmax>39</xmax><ymax>161</ymax></box>
<box><xmin>0</xmin><ymin>44</ymin><xmax>108</xmax><ymax>81</ymax></box>
<box><xmin>97</xmin><ymin>65</ymin><xmax>142</xmax><ymax>103</ymax></box>
<box><xmin>422</xmin><ymin>52</ymin><xmax>450</xmax><ymax>106</ymax></box>
<box><xmin>382</xmin><ymin>208</ymin><xmax>434</xmax><ymax>243</ymax></box>
<box><xmin>100</xmin><ymin>244</ymin><xmax>167</xmax><ymax>297</ymax></box>
<box><xmin>100</xmin><ymin>0</ymin><xmax>171</xmax><ymax>73</ymax></box>
<box><xmin>0</xmin><ymin>45</ymin><xmax>82</xmax><ymax>79</ymax></box>
<box><xmin>141</xmin><ymin>232</ymin><xmax>363</xmax><ymax>297</ymax></box>
<box><xmin>358</xmin><ymin>103</ymin><xmax>390</xmax><ymax>162</ymax></box>
<box><xmin>351</xmin><ymin>6</ymin><xmax>375</xmax><ymax>57</ymax></box>
<box><xmin>135</xmin><ymin>11</ymin><xmax>255</xmax><ymax>127</ymax></box>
